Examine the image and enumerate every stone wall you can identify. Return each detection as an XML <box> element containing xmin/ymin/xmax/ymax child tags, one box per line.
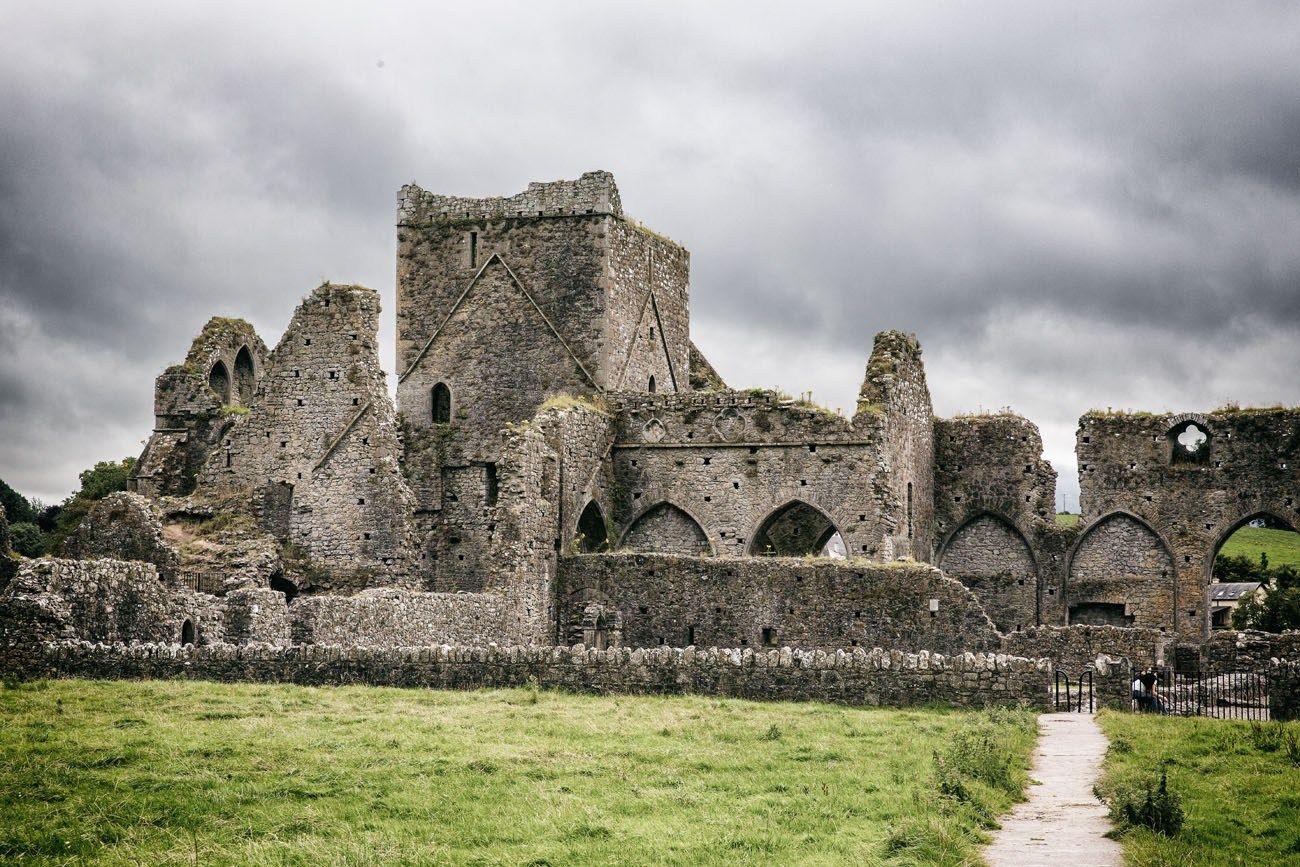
<box><xmin>1001</xmin><ymin>625</ymin><xmax>1163</xmax><ymax>675</ymax></box>
<box><xmin>1076</xmin><ymin>407</ymin><xmax>1300</xmax><ymax>640</ymax></box>
<box><xmin>558</xmin><ymin>554</ymin><xmax>1002</xmax><ymax>655</ymax></box>
<box><xmin>933</xmin><ymin>413</ymin><xmax>1065</xmax><ymax>627</ymax></box>
<box><xmin>1201</xmin><ymin>629</ymin><xmax>1300</xmax><ymax>674</ymax></box>
<box><xmin>290</xmin><ymin>588</ymin><xmax>509</xmax><ymax>648</ymax></box>
<box><xmin>24</xmin><ymin>641</ymin><xmax>1055</xmax><ymax>711</ymax></box>
<box><xmin>0</xmin><ymin>559</ymin><xmax>197</xmax><ymax>646</ymax></box>
<box><xmin>608</xmin><ymin>391</ymin><xmax>891</xmax><ymax>558</ymax></box>
<box><xmin>1270</xmin><ymin>661</ymin><xmax>1300</xmax><ymax>722</ymax></box>
<box><xmin>61</xmin><ymin>493</ymin><xmax>182</xmax><ymax>585</ymax></box>
<box><xmin>856</xmin><ymin>332</ymin><xmax>934</xmax><ymax>561</ymax></box>
<box><xmin>939</xmin><ymin>514</ymin><xmax>1037</xmax><ymax>632</ymax></box>
<box><xmin>131</xmin><ymin>317</ymin><xmax>268</xmax><ymax>498</ymax></box>
<box><xmin>1067</xmin><ymin>513</ymin><xmax>1175</xmax><ymax>631</ymax></box>
<box><xmin>200</xmin><ymin>284</ymin><xmax>416</xmax><ymax>584</ymax></box>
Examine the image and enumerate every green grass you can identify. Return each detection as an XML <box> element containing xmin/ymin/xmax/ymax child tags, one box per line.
<box><xmin>1217</xmin><ymin>527</ymin><xmax>1300</xmax><ymax>571</ymax></box>
<box><xmin>1097</xmin><ymin>710</ymin><xmax>1300</xmax><ymax>866</ymax></box>
<box><xmin>0</xmin><ymin>680</ymin><xmax>1037</xmax><ymax>866</ymax></box>
<box><xmin>1056</xmin><ymin>513</ymin><xmax>1081</xmax><ymax>527</ymax></box>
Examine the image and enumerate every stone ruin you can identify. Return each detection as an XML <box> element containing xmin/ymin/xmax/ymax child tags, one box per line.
<box><xmin>2</xmin><ymin>171</ymin><xmax>1298</xmax><ymax>703</ymax></box>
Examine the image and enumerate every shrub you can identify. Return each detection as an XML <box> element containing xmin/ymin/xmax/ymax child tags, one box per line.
<box><xmin>1118</xmin><ymin>769</ymin><xmax>1184</xmax><ymax>837</ymax></box>
<box><xmin>77</xmin><ymin>458</ymin><xmax>136</xmax><ymax>501</ymax></box>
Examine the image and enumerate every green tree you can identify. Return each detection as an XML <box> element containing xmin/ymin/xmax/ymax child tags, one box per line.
<box><xmin>8</xmin><ymin>522</ymin><xmax>46</xmax><ymax>558</ymax></box>
<box><xmin>1232</xmin><ymin>585</ymin><xmax>1300</xmax><ymax>632</ymax></box>
<box><xmin>0</xmin><ymin>478</ymin><xmax>38</xmax><ymax>525</ymax></box>
<box><xmin>77</xmin><ymin>458</ymin><xmax>136</xmax><ymax>501</ymax></box>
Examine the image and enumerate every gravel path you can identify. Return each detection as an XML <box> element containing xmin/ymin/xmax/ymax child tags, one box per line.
<box><xmin>984</xmin><ymin>712</ymin><xmax>1124</xmax><ymax>867</ymax></box>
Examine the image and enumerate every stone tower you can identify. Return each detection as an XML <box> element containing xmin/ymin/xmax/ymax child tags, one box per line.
<box><xmin>395</xmin><ymin>172</ymin><xmax>691</xmax><ymax>591</ymax></box>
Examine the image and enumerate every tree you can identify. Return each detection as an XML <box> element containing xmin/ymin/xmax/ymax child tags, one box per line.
<box><xmin>8</xmin><ymin>522</ymin><xmax>46</xmax><ymax>558</ymax></box>
<box><xmin>1232</xmin><ymin>583</ymin><xmax>1300</xmax><ymax>632</ymax></box>
<box><xmin>0</xmin><ymin>478</ymin><xmax>38</xmax><ymax>525</ymax></box>
<box><xmin>77</xmin><ymin>457</ymin><xmax>136</xmax><ymax>501</ymax></box>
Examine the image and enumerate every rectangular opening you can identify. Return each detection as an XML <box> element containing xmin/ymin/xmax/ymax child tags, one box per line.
<box><xmin>761</xmin><ymin>627</ymin><xmax>776</xmax><ymax>646</ymax></box>
<box><xmin>686</xmin><ymin>625</ymin><xmax>696</xmax><ymax>646</ymax></box>
<box><xmin>484</xmin><ymin>462</ymin><xmax>498</xmax><ymax>505</ymax></box>
<box><xmin>469</xmin><ymin>231</ymin><xmax>478</xmax><ymax>267</ymax></box>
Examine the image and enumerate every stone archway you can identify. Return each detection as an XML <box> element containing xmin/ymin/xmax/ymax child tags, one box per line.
<box><xmin>748</xmin><ymin>500</ymin><xmax>843</xmax><ymax>557</ymax></box>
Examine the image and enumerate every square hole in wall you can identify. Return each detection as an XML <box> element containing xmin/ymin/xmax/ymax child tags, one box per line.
<box><xmin>733</xmin><ymin>481</ymin><xmax>740</xmax><ymax>489</ymax></box>
<box><xmin>703</xmin><ymin>457</ymin><xmax>711</xmax><ymax>465</ymax></box>
<box><xmin>704</xmin><ymin>496</ymin><xmax>712</xmax><ymax>502</ymax></box>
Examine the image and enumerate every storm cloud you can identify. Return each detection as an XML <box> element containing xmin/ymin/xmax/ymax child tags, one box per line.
<box><xmin>2</xmin><ymin>2</ymin><xmax>1297</xmax><ymax>508</ymax></box>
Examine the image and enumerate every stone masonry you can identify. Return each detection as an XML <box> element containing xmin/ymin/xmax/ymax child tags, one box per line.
<box><xmin>4</xmin><ymin>171</ymin><xmax>1296</xmax><ymax>703</ymax></box>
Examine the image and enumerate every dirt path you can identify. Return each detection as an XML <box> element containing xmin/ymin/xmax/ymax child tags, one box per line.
<box><xmin>983</xmin><ymin>712</ymin><xmax>1123</xmax><ymax>867</ymax></box>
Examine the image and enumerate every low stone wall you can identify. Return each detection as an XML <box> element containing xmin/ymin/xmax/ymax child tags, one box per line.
<box><xmin>1270</xmin><ymin>661</ymin><xmax>1300</xmax><ymax>722</ymax></box>
<box><xmin>1202</xmin><ymin>630</ymin><xmax>1300</xmax><ymax>674</ymax></box>
<box><xmin>289</xmin><ymin>589</ymin><xmax>511</xmax><ymax>647</ymax></box>
<box><xmin>23</xmin><ymin>641</ymin><xmax>1055</xmax><ymax>711</ymax></box>
<box><xmin>1001</xmin><ymin>624</ymin><xmax>1162</xmax><ymax>675</ymax></box>
<box><xmin>560</xmin><ymin>554</ymin><xmax>1002</xmax><ymax>655</ymax></box>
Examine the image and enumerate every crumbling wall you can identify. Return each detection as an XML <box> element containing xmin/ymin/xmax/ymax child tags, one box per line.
<box><xmin>608</xmin><ymin>391</ymin><xmax>892</xmax><ymax>558</ymax></box>
<box><xmin>1001</xmin><ymin>625</ymin><xmax>1163</xmax><ymax>674</ymax></box>
<box><xmin>131</xmin><ymin>318</ymin><xmax>268</xmax><ymax>498</ymax></box>
<box><xmin>200</xmin><ymin>283</ymin><xmax>416</xmax><ymax>585</ymax></box>
<box><xmin>29</xmin><ymin>641</ymin><xmax>1055</xmax><ymax>712</ymax></box>
<box><xmin>933</xmin><ymin>413</ymin><xmax>1062</xmax><ymax>627</ymax></box>
<box><xmin>290</xmin><ymin>589</ymin><xmax>509</xmax><ymax>647</ymax></box>
<box><xmin>558</xmin><ymin>554</ymin><xmax>1002</xmax><ymax>655</ymax></box>
<box><xmin>61</xmin><ymin>492</ymin><xmax>182</xmax><ymax>585</ymax></box>
<box><xmin>605</xmin><ymin>217</ymin><xmax>689</xmax><ymax>394</ymax></box>
<box><xmin>856</xmin><ymin>332</ymin><xmax>934</xmax><ymax>560</ymax></box>
<box><xmin>0</xmin><ymin>559</ymin><xmax>186</xmax><ymax>644</ymax></box>
<box><xmin>1201</xmin><ymin>629</ymin><xmax>1300</xmax><ymax>674</ymax></box>
<box><xmin>1076</xmin><ymin>407</ymin><xmax>1300</xmax><ymax>640</ymax></box>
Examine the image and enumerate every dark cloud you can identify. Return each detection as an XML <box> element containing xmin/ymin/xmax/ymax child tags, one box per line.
<box><xmin>1</xmin><ymin>1</ymin><xmax>1297</xmax><ymax>510</ymax></box>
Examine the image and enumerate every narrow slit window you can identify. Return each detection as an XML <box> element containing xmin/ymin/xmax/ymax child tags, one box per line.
<box><xmin>648</xmin><ymin>375</ymin><xmax>656</xmax><ymax>394</ymax></box>
<box><xmin>469</xmin><ymin>231</ymin><xmax>478</xmax><ymax>268</ymax></box>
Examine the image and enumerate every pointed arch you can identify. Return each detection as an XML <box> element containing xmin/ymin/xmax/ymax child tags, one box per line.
<box><xmin>233</xmin><ymin>345</ymin><xmax>256</xmax><ymax>405</ymax></box>
<box><xmin>748</xmin><ymin>500</ymin><xmax>843</xmax><ymax>557</ymax></box>
<box><xmin>431</xmin><ymin>382</ymin><xmax>451</xmax><ymax>424</ymax></box>
<box><xmin>575</xmin><ymin>500</ymin><xmax>610</xmax><ymax>553</ymax></box>
<box><xmin>617</xmin><ymin>501</ymin><xmax>711</xmax><ymax>556</ymax></box>
<box><xmin>207</xmin><ymin>359</ymin><xmax>230</xmax><ymax>403</ymax></box>
<box><xmin>938</xmin><ymin>512</ymin><xmax>1038</xmax><ymax>632</ymax></box>
<box><xmin>180</xmin><ymin>619</ymin><xmax>196</xmax><ymax>646</ymax></box>
<box><xmin>1066</xmin><ymin>511</ymin><xmax>1176</xmax><ymax>630</ymax></box>
<box><xmin>1208</xmin><ymin>510</ymin><xmax>1299</xmax><ymax>558</ymax></box>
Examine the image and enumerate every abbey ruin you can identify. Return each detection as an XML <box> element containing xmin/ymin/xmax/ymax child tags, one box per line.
<box><xmin>3</xmin><ymin>171</ymin><xmax>1298</xmax><ymax>706</ymax></box>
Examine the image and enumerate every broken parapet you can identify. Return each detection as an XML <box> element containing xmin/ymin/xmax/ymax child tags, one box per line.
<box><xmin>398</xmin><ymin>171</ymin><xmax>622</xmax><ymax>226</ymax></box>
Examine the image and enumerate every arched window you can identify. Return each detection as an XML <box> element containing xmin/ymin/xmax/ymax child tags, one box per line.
<box><xmin>431</xmin><ymin>382</ymin><xmax>452</xmax><ymax>423</ymax></box>
<box><xmin>619</xmin><ymin>502</ymin><xmax>711</xmax><ymax>556</ymax></box>
<box><xmin>648</xmin><ymin>375</ymin><xmax>656</xmax><ymax>394</ymax></box>
<box><xmin>207</xmin><ymin>360</ymin><xmax>230</xmax><ymax>403</ymax></box>
<box><xmin>180</xmin><ymin>619</ymin><xmax>196</xmax><ymax>646</ymax></box>
<box><xmin>233</xmin><ymin>346</ymin><xmax>256</xmax><ymax>405</ymax></box>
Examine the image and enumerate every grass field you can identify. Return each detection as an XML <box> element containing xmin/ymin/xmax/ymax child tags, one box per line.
<box><xmin>1096</xmin><ymin>711</ymin><xmax>1300</xmax><ymax>867</ymax></box>
<box><xmin>0</xmin><ymin>680</ymin><xmax>1037</xmax><ymax>866</ymax></box>
<box><xmin>1217</xmin><ymin>526</ymin><xmax>1300</xmax><ymax>570</ymax></box>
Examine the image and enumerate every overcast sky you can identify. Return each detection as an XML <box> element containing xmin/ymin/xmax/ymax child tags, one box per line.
<box><xmin>2</xmin><ymin>2</ymin><xmax>1298</xmax><ymax>509</ymax></box>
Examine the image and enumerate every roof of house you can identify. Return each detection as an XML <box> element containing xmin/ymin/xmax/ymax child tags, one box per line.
<box><xmin>1209</xmin><ymin>582</ymin><xmax>1263</xmax><ymax>601</ymax></box>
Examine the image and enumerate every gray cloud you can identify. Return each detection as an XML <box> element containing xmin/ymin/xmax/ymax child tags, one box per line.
<box><xmin>1</xmin><ymin>1</ymin><xmax>1297</xmax><ymax>511</ymax></box>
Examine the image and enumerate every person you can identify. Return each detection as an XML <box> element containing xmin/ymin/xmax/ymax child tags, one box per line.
<box><xmin>1133</xmin><ymin>670</ymin><xmax>1167</xmax><ymax>714</ymax></box>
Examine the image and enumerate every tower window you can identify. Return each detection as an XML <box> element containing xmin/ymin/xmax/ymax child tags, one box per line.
<box><xmin>484</xmin><ymin>462</ymin><xmax>499</xmax><ymax>505</ymax></box>
<box><xmin>432</xmin><ymin>382</ymin><xmax>452</xmax><ymax>423</ymax></box>
<box><xmin>469</xmin><ymin>231</ymin><xmax>478</xmax><ymax>268</ymax></box>
<box><xmin>648</xmin><ymin>375</ymin><xmax>656</xmax><ymax>394</ymax></box>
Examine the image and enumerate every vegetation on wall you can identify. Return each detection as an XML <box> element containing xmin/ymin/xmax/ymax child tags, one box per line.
<box><xmin>0</xmin><ymin>457</ymin><xmax>137</xmax><ymax>559</ymax></box>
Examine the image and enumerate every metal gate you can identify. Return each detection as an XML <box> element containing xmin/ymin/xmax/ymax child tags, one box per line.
<box><xmin>1149</xmin><ymin>668</ymin><xmax>1272</xmax><ymax>720</ymax></box>
<box><xmin>1054</xmin><ymin>669</ymin><xmax>1094</xmax><ymax>713</ymax></box>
